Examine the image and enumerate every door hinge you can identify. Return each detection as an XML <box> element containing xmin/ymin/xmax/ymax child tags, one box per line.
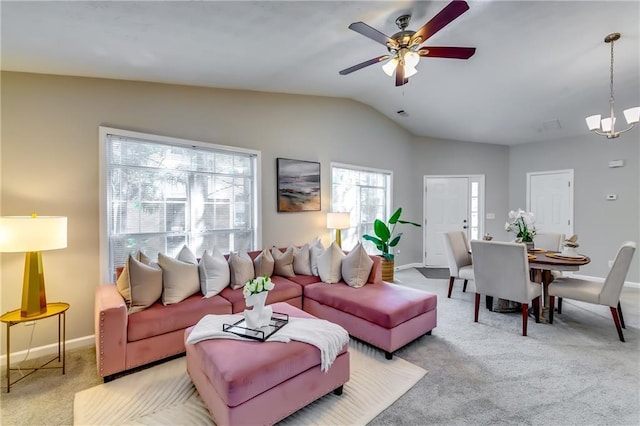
<box><xmin>568</xmin><ymin>219</ymin><xmax>570</xmax><ymax>225</ymax></box>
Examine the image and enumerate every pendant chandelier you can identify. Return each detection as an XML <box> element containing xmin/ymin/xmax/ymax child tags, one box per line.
<box><xmin>585</xmin><ymin>33</ymin><xmax>639</xmax><ymax>139</ymax></box>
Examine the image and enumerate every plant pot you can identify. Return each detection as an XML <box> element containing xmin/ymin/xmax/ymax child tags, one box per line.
<box><xmin>525</xmin><ymin>241</ymin><xmax>534</xmax><ymax>252</ymax></box>
<box><xmin>381</xmin><ymin>258</ymin><xmax>395</xmax><ymax>282</ymax></box>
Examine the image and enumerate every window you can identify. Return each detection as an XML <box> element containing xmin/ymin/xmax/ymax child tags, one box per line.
<box><xmin>100</xmin><ymin>127</ymin><xmax>260</xmax><ymax>281</ymax></box>
<box><xmin>331</xmin><ymin>163</ymin><xmax>392</xmax><ymax>252</ymax></box>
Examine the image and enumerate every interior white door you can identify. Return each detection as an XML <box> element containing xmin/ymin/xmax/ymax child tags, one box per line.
<box><xmin>425</xmin><ymin>177</ymin><xmax>469</xmax><ymax>266</ymax></box>
<box><xmin>527</xmin><ymin>170</ymin><xmax>573</xmax><ymax>237</ymax></box>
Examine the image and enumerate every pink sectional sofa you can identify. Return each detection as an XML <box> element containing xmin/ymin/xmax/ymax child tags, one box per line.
<box><xmin>95</xmin><ymin>250</ymin><xmax>437</xmax><ymax>380</ymax></box>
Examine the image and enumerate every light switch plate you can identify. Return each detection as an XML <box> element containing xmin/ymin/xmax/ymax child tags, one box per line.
<box><xmin>486</xmin><ymin>213</ymin><xmax>496</xmax><ymax>219</ymax></box>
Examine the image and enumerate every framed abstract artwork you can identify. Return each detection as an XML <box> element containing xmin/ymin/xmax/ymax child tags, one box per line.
<box><xmin>276</xmin><ymin>158</ymin><xmax>321</xmax><ymax>212</ymax></box>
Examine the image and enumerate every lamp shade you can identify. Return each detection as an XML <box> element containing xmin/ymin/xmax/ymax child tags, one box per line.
<box><xmin>623</xmin><ymin>107</ymin><xmax>640</xmax><ymax>124</ymax></box>
<box><xmin>327</xmin><ymin>212</ymin><xmax>351</xmax><ymax>230</ymax></box>
<box><xmin>0</xmin><ymin>216</ymin><xmax>67</xmax><ymax>252</ymax></box>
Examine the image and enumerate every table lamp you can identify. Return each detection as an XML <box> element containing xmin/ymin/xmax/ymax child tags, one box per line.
<box><xmin>0</xmin><ymin>214</ymin><xmax>67</xmax><ymax>317</ymax></box>
<box><xmin>327</xmin><ymin>212</ymin><xmax>350</xmax><ymax>248</ymax></box>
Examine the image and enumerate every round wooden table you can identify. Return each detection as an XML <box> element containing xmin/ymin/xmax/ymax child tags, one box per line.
<box><xmin>528</xmin><ymin>251</ymin><xmax>590</xmax><ymax>321</ymax></box>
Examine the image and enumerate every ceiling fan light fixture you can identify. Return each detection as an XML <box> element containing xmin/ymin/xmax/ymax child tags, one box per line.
<box><xmin>404</xmin><ymin>50</ymin><xmax>420</xmax><ymax>68</ymax></box>
<box><xmin>382</xmin><ymin>58</ymin><xmax>398</xmax><ymax>76</ymax></box>
<box><xmin>586</xmin><ymin>32</ymin><xmax>639</xmax><ymax>139</ymax></box>
<box><xmin>404</xmin><ymin>65</ymin><xmax>418</xmax><ymax>78</ymax></box>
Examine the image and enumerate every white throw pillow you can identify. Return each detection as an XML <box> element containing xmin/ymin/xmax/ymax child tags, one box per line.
<box><xmin>228</xmin><ymin>251</ymin><xmax>255</xmax><ymax>290</ymax></box>
<box><xmin>309</xmin><ymin>238</ymin><xmax>325</xmax><ymax>276</ymax></box>
<box><xmin>177</xmin><ymin>245</ymin><xmax>198</xmax><ymax>264</ymax></box>
<box><xmin>317</xmin><ymin>241</ymin><xmax>345</xmax><ymax>284</ymax></box>
<box><xmin>342</xmin><ymin>242</ymin><xmax>374</xmax><ymax>288</ymax></box>
<box><xmin>272</xmin><ymin>246</ymin><xmax>295</xmax><ymax>277</ymax></box>
<box><xmin>253</xmin><ymin>248</ymin><xmax>275</xmax><ymax>277</ymax></box>
<box><xmin>292</xmin><ymin>243</ymin><xmax>312</xmax><ymax>275</ymax></box>
<box><xmin>198</xmin><ymin>248</ymin><xmax>230</xmax><ymax>298</ymax></box>
<box><xmin>158</xmin><ymin>252</ymin><xmax>200</xmax><ymax>305</ymax></box>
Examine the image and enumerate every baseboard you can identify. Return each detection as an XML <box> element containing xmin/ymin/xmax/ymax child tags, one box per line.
<box><xmin>568</xmin><ymin>273</ymin><xmax>640</xmax><ymax>289</ymax></box>
<box><xmin>395</xmin><ymin>262</ymin><xmax>424</xmax><ymax>271</ymax></box>
<box><xmin>0</xmin><ymin>334</ymin><xmax>94</xmax><ymax>367</ymax></box>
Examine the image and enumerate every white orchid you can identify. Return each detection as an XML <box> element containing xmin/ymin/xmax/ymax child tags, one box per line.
<box><xmin>505</xmin><ymin>209</ymin><xmax>536</xmax><ymax>242</ymax></box>
<box><xmin>243</xmin><ymin>275</ymin><xmax>274</xmax><ymax>297</ymax></box>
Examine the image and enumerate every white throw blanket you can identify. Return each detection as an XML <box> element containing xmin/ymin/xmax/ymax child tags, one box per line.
<box><xmin>186</xmin><ymin>314</ymin><xmax>349</xmax><ymax>372</ymax></box>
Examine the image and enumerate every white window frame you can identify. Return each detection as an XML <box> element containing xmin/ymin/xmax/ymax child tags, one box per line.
<box><xmin>99</xmin><ymin>126</ymin><xmax>261</xmax><ymax>282</ymax></box>
<box><xmin>330</xmin><ymin>162</ymin><xmax>393</xmax><ymax>252</ymax></box>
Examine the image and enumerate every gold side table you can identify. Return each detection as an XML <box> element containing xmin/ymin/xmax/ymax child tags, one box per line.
<box><xmin>1</xmin><ymin>302</ymin><xmax>69</xmax><ymax>393</ymax></box>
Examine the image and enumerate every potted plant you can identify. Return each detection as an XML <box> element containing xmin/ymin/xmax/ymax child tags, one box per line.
<box><xmin>363</xmin><ymin>207</ymin><xmax>421</xmax><ymax>282</ymax></box>
<box><xmin>505</xmin><ymin>209</ymin><xmax>536</xmax><ymax>251</ymax></box>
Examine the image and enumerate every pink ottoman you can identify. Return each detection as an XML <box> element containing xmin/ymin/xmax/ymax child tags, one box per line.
<box><xmin>303</xmin><ymin>281</ymin><xmax>437</xmax><ymax>359</ymax></box>
<box><xmin>184</xmin><ymin>302</ymin><xmax>349</xmax><ymax>426</ymax></box>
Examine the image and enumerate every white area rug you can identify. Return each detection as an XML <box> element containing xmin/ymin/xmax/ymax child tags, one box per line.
<box><xmin>73</xmin><ymin>339</ymin><xmax>427</xmax><ymax>425</ymax></box>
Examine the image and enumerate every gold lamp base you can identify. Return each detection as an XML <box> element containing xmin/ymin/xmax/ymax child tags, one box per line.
<box><xmin>21</xmin><ymin>251</ymin><xmax>48</xmax><ymax>317</ymax></box>
<box><xmin>335</xmin><ymin>229</ymin><xmax>342</xmax><ymax>248</ymax></box>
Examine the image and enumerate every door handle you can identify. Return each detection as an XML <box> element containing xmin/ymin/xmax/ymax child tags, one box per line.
<box><xmin>463</xmin><ymin>226</ymin><xmax>468</xmax><ymax>229</ymax></box>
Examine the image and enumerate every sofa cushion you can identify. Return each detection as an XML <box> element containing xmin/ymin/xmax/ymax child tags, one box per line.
<box><xmin>292</xmin><ymin>243</ymin><xmax>312</xmax><ymax>275</ymax></box>
<box><xmin>127</xmin><ymin>293</ymin><xmax>232</xmax><ymax>342</ymax></box>
<box><xmin>286</xmin><ymin>274</ymin><xmax>322</xmax><ymax>287</ymax></box>
<box><xmin>341</xmin><ymin>242</ymin><xmax>374</xmax><ymax>288</ymax></box>
<box><xmin>117</xmin><ymin>254</ymin><xmax>163</xmax><ymax>314</ymax></box>
<box><xmin>309</xmin><ymin>238</ymin><xmax>324</xmax><ymax>276</ymax></box>
<box><xmin>272</xmin><ymin>246</ymin><xmax>295</xmax><ymax>278</ymax></box>
<box><xmin>253</xmin><ymin>248</ymin><xmax>275</xmax><ymax>277</ymax></box>
<box><xmin>304</xmin><ymin>281</ymin><xmax>437</xmax><ymax>329</ymax></box>
<box><xmin>219</xmin><ymin>276</ymin><xmax>303</xmax><ymax>313</ymax></box>
<box><xmin>317</xmin><ymin>242</ymin><xmax>345</xmax><ymax>283</ymax></box>
<box><xmin>158</xmin><ymin>252</ymin><xmax>200</xmax><ymax>305</ymax></box>
<box><xmin>199</xmin><ymin>248</ymin><xmax>231</xmax><ymax>298</ymax></box>
<box><xmin>228</xmin><ymin>251</ymin><xmax>254</xmax><ymax>290</ymax></box>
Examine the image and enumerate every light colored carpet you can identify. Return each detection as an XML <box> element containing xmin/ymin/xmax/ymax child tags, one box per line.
<box><xmin>73</xmin><ymin>339</ymin><xmax>427</xmax><ymax>425</ymax></box>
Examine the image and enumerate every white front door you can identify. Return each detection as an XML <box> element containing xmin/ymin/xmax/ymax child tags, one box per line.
<box><xmin>527</xmin><ymin>170</ymin><xmax>574</xmax><ymax>237</ymax></box>
<box><xmin>424</xmin><ymin>177</ymin><xmax>469</xmax><ymax>266</ymax></box>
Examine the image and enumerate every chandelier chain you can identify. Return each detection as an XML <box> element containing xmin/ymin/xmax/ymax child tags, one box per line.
<box><xmin>609</xmin><ymin>37</ymin><xmax>615</xmax><ymax>104</ymax></box>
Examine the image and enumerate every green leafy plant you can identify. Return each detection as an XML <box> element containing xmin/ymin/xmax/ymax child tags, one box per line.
<box><xmin>363</xmin><ymin>207</ymin><xmax>421</xmax><ymax>260</ymax></box>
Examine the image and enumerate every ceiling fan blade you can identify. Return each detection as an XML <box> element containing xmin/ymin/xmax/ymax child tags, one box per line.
<box><xmin>348</xmin><ymin>22</ymin><xmax>394</xmax><ymax>46</ymax></box>
<box><xmin>339</xmin><ymin>55</ymin><xmax>390</xmax><ymax>75</ymax></box>
<box><xmin>395</xmin><ymin>63</ymin><xmax>406</xmax><ymax>87</ymax></box>
<box><xmin>412</xmin><ymin>1</ymin><xmax>470</xmax><ymax>45</ymax></box>
<box><xmin>418</xmin><ymin>46</ymin><xmax>476</xmax><ymax>59</ymax></box>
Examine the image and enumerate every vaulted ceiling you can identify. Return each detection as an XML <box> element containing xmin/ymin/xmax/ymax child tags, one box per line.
<box><xmin>2</xmin><ymin>1</ymin><xmax>639</xmax><ymax>145</ymax></box>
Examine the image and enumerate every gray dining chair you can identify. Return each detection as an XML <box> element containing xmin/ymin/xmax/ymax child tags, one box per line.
<box><xmin>548</xmin><ymin>241</ymin><xmax>636</xmax><ymax>342</ymax></box>
<box><xmin>470</xmin><ymin>240</ymin><xmax>542</xmax><ymax>336</ymax></box>
<box><xmin>443</xmin><ymin>231</ymin><xmax>474</xmax><ymax>298</ymax></box>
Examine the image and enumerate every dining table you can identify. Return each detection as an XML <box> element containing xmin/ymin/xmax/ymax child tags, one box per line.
<box><xmin>527</xmin><ymin>249</ymin><xmax>591</xmax><ymax>322</ymax></box>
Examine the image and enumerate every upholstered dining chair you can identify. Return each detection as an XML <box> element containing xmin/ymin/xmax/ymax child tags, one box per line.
<box><xmin>534</xmin><ymin>232</ymin><xmax>564</xmax><ymax>252</ymax></box>
<box><xmin>443</xmin><ymin>231</ymin><xmax>474</xmax><ymax>298</ymax></box>
<box><xmin>470</xmin><ymin>240</ymin><xmax>542</xmax><ymax>336</ymax></box>
<box><xmin>548</xmin><ymin>241</ymin><xmax>636</xmax><ymax>342</ymax></box>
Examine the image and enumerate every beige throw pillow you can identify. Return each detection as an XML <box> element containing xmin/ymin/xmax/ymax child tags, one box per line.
<box><xmin>342</xmin><ymin>242</ymin><xmax>374</xmax><ymax>288</ymax></box>
<box><xmin>158</xmin><ymin>252</ymin><xmax>200</xmax><ymax>305</ymax></box>
<box><xmin>228</xmin><ymin>251</ymin><xmax>255</xmax><ymax>290</ymax></box>
<box><xmin>253</xmin><ymin>248</ymin><xmax>275</xmax><ymax>277</ymax></box>
<box><xmin>317</xmin><ymin>241</ymin><xmax>345</xmax><ymax>284</ymax></box>
<box><xmin>272</xmin><ymin>246</ymin><xmax>295</xmax><ymax>277</ymax></box>
<box><xmin>292</xmin><ymin>243</ymin><xmax>312</xmax><ymax>276</ymax></box>
<box><xmin>117</xmin><ymin>254</ymin><xmax>163</xmax><ymax>314</ymax></box>
<box><xmin>309</xmin><ymin>238</ymin><xmax>325</xmax><ymax>277</ymax></box>
<box><xmin>198</xmin><ymin>248</ymin><xmax>230</xmax><ymax>298</ymax></box>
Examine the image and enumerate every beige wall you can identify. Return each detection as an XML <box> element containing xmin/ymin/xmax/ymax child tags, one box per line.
<box><xmin>1</xmin><ymin>71</ymin><xmax>417</xmax><ymax>352</ymax></box>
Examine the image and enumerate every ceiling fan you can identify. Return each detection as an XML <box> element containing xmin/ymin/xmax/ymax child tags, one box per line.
<box><xmin>339</xmin><ymin>0</ymin><xmax>476</xmax><ymax>87</ymax></box>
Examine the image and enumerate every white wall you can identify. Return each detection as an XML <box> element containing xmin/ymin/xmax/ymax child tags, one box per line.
<box><xmin>509</xmin><ymin>132</ymin><xmax>639</xmax><ymax>282</ymax></box>
<box><xmin>1</xmin><ymin>71</ymin><xmax>417</xmax><ymax>352</ymax></box>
